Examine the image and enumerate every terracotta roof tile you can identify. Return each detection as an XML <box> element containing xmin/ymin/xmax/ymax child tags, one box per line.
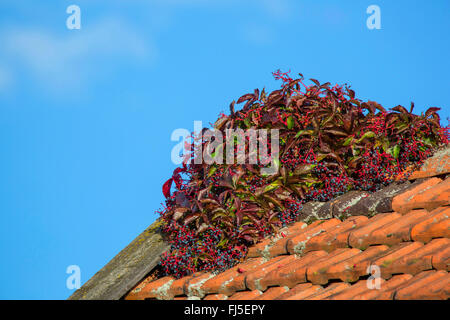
<box><xmin>228</xmin><ymin>289</ymin><xmax>262</xmax><ymax>300</ymax></box>
<box><xmin>306</xmin><ymin>248</ymin><xmax>361</xmax><ymax>285</ymax></box>
<box><xmin>124</xmin><ymin>275</ymin><xmax>174</xmax><ymax>300</ymax></box>
<box><xmin>303</xmin><ymin>216</ymin><xmax>368</xmax><ymax>253</ymax></box>
<box><xmin>410</xmin><ymin>206</ymin><xmax>450</xmax><ymax>243</ymax></box>
<box><xmin>259</xmin><ymin>250</ymin><xmax>327</xmax><ymax>288</ymax></box>
<box><xmin>348</xmin><ymin>212</ymin><xmax>401</xmax><ymax>249</ymax></box>
<box><xmin>359</xmin><ymin>209</ymin><xmax>429</xmax><ymax>247</ymax></box>
<box><xmin>245</xmin><ymin>255</ymin><xmax>297</xmax><ymax>291</ymax></box>
<box><xmin>247</xmin><ymin>222</ymin><xmax>307</xmax><ymax>259</ymax></box>
<box><xmin>200</xmin><ymin>257</ymin><xmax>264</xmax><ymax>296</ymax></box>
<box><xmin>385</xmin><ymin>238</ymin><xmax>450</xmax><ymax>275</ymax></box>
<box><xmin>216</xmin><ymin>262</ymin><xmax>264</xmax><ymax>296</ymax></box>
<box><xmin>286</xmin><ymin>218</ymin><xmax>341</xmax><ymax>255</ymax></box>
<box><xmin>351</xmin><ymin>274</ymin><xmax>413</xmax><ymax>300</ymax></box>
<box><xmin>431</xmin><ymin>241</ymin><xmax>450</xmax><ymax>271</ymax></box>
<box><xmin>392</xmin><ymin>177</ymin><xmax>446</xmax><ymax>214</ymax></box>
<box><xmin>274</xmin><ymin>283</ymin><xmax>310</xmax><ymax>300</ymax></box>
<box><xmin>394</xmin><ymin>270</ymin><xmax>449</xmax><ymax>300</ymax></box>
<box><xmin>280</xmin><ymin>283</ymin><xmax>323</xmax><ymax>300</ymax></box>
<box><xmin>408</xmin><ymin>147</ymin><xmax>450</xmax><ymax>180</ymax></box>
<box><xmin>203</xmin><ymin>293</ymin><xmax>228</xmax><ymax>300</ymax></box>
<box><xmin>315</xmin><ymin>245</ymin><xmax>389</xmax><ymax>283</ymax></box>
<box><xmin>304</xmin><ymin>282</ymin><xmax>351</xmax><ymax>300</ymax></box>
<box><xmin>253</xmin><ymin>286</ymin><xmax>289</xmax><ymax>300</ymax></box>
<box><xmin>372</xmin><ymin>242</ymin><xmax>426</xmax><ymax>279</ymax></box>
<box><xmin>122</xmin><ymin>147</ymin><xmax>450</xmax><ymax>300</ymax></box>
<box><xmin>327</xmin><ymin>279</ymin><xmax>385</xmax><ymax>300</ymax></box>
<box><xmin>184</xmin><ymin>272</ymin><xmax>215</xmax><ymax>298</ymax></box>
<box><xmin>168</xmin><ymin>274</ymin><xmax>195</xmax><ymax>298</ymax></box>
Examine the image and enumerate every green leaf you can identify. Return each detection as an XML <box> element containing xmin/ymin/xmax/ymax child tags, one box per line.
<box><xmin>393</xmin><ymin>145</ymin><xmax>400</xmax><ymax>159</ymax></box>
<box><xmin>217</xmin><ymin>237</ymin><xmax>228</xmax><ymax>248</ymax></box>
<box><xmin>295</xmin><ymin>130</ymin><xmax>314</xmax><ymax>138</ymax></box>
<box><xmin>356</xmin><ymin>131</ymin><xmax>376</xmax><ymax>143</ymax></box>
<box><xmin>262</xmin><ymin>181</ymin><xmax>280</xmax><ymax>194</ymax></box>
<box><xmin>343</xmin><ymin>136</ymin><xmax>353</xmax><ymax>146</ymax></box>
<box><xmin>207</xmin><ymin>166</ymin><xmax>217</xmax><ymax>177</ymax></box>
<box><xmin>287</xmin><ymin>116</ymin><xmax>294</xmax><ymax>129</ymax></box>
<box><xmin>422</xmin><ymin>137</ymin><xmax>433</xmax><ymax>147</ymax></box>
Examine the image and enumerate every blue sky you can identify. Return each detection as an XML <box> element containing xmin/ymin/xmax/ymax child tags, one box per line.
<box><xmin>0</xmin><ymin>0</ymin><xmax>448</xmax><ymax>299</ymax></box>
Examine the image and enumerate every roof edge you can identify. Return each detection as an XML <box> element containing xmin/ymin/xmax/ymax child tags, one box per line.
<box><xmin>68</xmin><ymin>218</ymin><xmax>169</xmax><ymax>300</ymax></box>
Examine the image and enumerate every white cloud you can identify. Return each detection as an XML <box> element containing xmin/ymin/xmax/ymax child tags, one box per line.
<box><xmin>0</xmin><ymin>17</ymin><xmax>157</xmax><ymax>94</ymax></box>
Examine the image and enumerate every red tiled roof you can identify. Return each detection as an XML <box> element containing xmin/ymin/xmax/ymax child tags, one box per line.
<box><xmin>124</xmin><ymin>147</ymin><xmax>450</xmax><ymax>300</ymax></box>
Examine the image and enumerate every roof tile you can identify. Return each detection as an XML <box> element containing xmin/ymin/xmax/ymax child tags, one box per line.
<box><xmin>260</xmin><ymin>250</ymin><xmax>328</xmax><ymax>289</ymax></box>
<box><xmin>355</xmin><ymin>274</ymin><xmax>413</xmax><ymax>300</ymax></box>
<box><xmin>275</xmin><ymin>283</ymin><xmax>312</xmax><ymax>300</ymax></box>
<box><xmin>361</xmin><ymin>209</ymin><xmax>429</xmax><ymax>247</ymax></box>
<box><xmin>372</xmin><ymin>242</ymin><xmax>424</xmax><ymax>279</ymax></box>
<box><xmin>124</xmin><ymin>275</ymin><xmax>174</xmax><ymax>300</ymax></box>
<box><xmin>383</xmin><ymin>238</ymin><xmax>449</xmax><ymax>275</ymax></box>
<box><xmin>184</xmin><ymin>272</ymin><xmax>215</xmax><ymax>298</ymax></box>
<box><xmin>408</xmin><ymin>147</ymin><xmax>450</xmax><ymax>180</ymax></box>
<box><xmin>306</xmin><ymin>248</ymin><xmax>362</xmax><ymax>285</ymax></box>
<box><xmin>344</xmin><ymin>182</ymin><xmax>414</xmax><ymax>216</ymax></box>
<box><xmin>253</xmin><ymin>286</ymin><xmax>289</xmax><ymax>300</ymax></box>
<box><xmin>303</xmin><ymin>216</ymin><xmax>368</xmax><ymax>253</ymax></box>
<box><xmin>245</xmin><ymin>255</ymin><xmax>297</xmax><ymax>291</ymax></box>
<box><xmin>266</xmin><ymin>219</ymin><xmax>329</xmax><ymax>258</ymax></box>
<box><xmin>348</xmin><ymin>212</ymin><xmax>401</xmax><ymax>249</ymax></box>
<box><xmin>329</xmin><ymin>191</ymin><xmax>371</xmax><ymax>219</ymax></box>
<box><xmin>203</xmin><ymin>294</ymin><xmax>228</xmax><ymax>300</ymax></box>
<box><xmin>321</xmin><ymin>245</ymin><xmax>390</xmax><ymax>283</ymax></box>
<box><xmin>431</xmin><ymin>240</ymin><xmax>450</xmax><ymax>271</ymax></box>
<box><xmin>165</xmin><ymin>273</ymin><xmax>196</xmax><ymax>299</ymax></box>
<box><xmin>410</xmin><ymin>206</ymin><xmax>450</xmax><ymax>243</ymax></box>
<box><xmin>286</xmin><ymin>218</ymin><xmax>341</xmax><ymax>255</ymax></box>
<box><xmin>328</xmin><ymin>278</ymin><xmax>384</xmax><ymax>300</ymax></box>
<box><xmin>394</xmin><ymin>270</ymin><xmax>449</xmax><ymax>300</ymax></box>
<box><xmin>228</xmin><ymin>290</ymin><xmax>262</xmax><ymax>300</ymax></box>
<box><xmin>122</xmin><ymin>149</ymin><xmax>450</xmax><ymax>301</ymax></box>
<box><xmin>304</xmin><ymin>282</ymin><xmax>351</xmax><ymax>300</ymax></box>
<box><xmin>280</xmin><ymin>283</ymin><xmax>323</xmax><ymax>300</ymax></box>
<box><xmin>392</xmin><ymin>177</ymin><xmax>445</xmax><ymax>214</ymax></box>
<box><xmin>247</xmin><ymin>221</ymin><xmax>307</xmax><ymax>259</ymax></box>
<box><xmin>200</xmin><ymin>257</ymin><xmax>264</xmax><ymax>296</ymax></box>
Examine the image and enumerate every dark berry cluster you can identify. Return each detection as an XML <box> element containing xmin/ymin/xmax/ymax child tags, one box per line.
<box><xmin>159</xmin><ymin>224</ymin><xmax>246</xmax><ymax>278</ymax></box>
<box><xmin>278</xmin><ymin>198</ymin><xmax>304</xmax><ymax>226</ymax></box>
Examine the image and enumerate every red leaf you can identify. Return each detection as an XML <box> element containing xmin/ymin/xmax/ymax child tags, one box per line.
<box><xmin>425</xmin><ymin>107</ymin><xmax>440</xmax><ymax>117</ymax></box>
<box><xmin>237</xmin><ymin>93</ymin><xmax>255</xmax><ymax>104</ymax></box>
<box><xmin>229</xmin><ymin>100</ymin><xmax>235</xmax><ymax>116</ymax></box>
<box><xmin>162</xmin><ymin>178</ymin><xmax>173</xmax><ymax>198</ymax></box>
<box><xmin>391</xmin><ymin>105</ymin><xmax>409</xmax><ymax>114</ymax></box>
